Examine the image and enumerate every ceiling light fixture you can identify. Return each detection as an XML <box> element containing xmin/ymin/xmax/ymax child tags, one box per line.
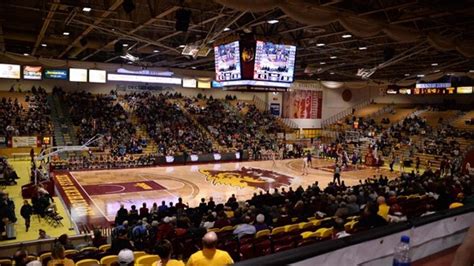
<box><xmin>23</xmin><ymin>53</ymin><xmax>29</xmax><ymax>56</ymax></box>
<box><xmin>431</xmin><ymin>63</ymin><xmax>438</xmax><ymax>66</ymax></box>
<box><xmin>122</xmin><ymin>43</ymin><xmax>129</xmax><ymax>47</ymax></box>
<box><xmin>41</xmin><ymin>43</ymin><xmax>47</xmax><ymax>47</ymax></box>
<box><xmin>267</xmin><ymin>19</ymin><xmax>279</xmax><ymax>24</ymax></box>
<box><xmin>223</xmin><ymin>27</ymin><xmax>230</xmax><ymax>32</ymax></box>
<box><xmin>470</xmin><ymin>70</ymin><xmax>474</xmax><ymax>73</ymax></box>
<box><xmin>433</xmin><ymin>69</ymin><xmax>441</xmax><ymax>73</ymax></box>
<box><xmin>320</xmin><ymin>62</ymin><xmax>326</xmax><ymax>65</ymax></box>
<box><xmin>316</xmin><ymin>43</ymin><xmax>325</xmax><ymax>47</ymax></box>
<box><xmin>63</xmin><ymin>31</ymin><xmax>70</xmax><ymax>36</ymax></box>
<box><xmin>417</xmin><ymin>74</ymin><xmax>425</xmax><ymax>77</ymax></box>
<box><xmin>404</xmin><ymin>73</ymin><xmax>410</xmax><ymax>77</ymax></box>
<box><xmin>358</xmin><ymin>46</ymin><xmax>367</xmax><ymax>50</ymax></box>
<box><xmin>153</xmin><ymin>49</ymin><xmax>159</xmax><ymax>53</ymax></box>
<box><xmin>191</xmin><ymin>67</ymin><xmax>197</xmax><ymax>69</ymax></box>
<box><xmin>82</xmin><ymin>7</ymin><xmax>92</xmax><ymax>12</ymax></box>
<box><xmin>178</xmin><ymin>45</ymin><xmax>185</xmax><ymax>48</ymax></box>
<box><xmin>330</xmin><ymin>72</ymin><xmax>335</xmax><ymax>75</ymax></box>
<box><xmin>330</xmin><ymin>56</ymin><xmax>337</xmax><ymax>59</ymax></box>
<box><xmin>342</xmin><ymin>34</ymin><xmax>352</xmax><ymax>38</ymax></box>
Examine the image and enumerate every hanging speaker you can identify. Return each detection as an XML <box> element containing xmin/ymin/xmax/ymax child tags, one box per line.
<box><xmin>114</xmin><ymin>42</ymin><xmax>123</xmax><ymax>54</ymax></box>
<box><xmin>383</xmin><ymin>47</ymin><xmax>395</xmax><ymax>61</ymax></box>
<box><xmin>123</xmin><ymin>0</ymin><xmax>135</xmax><ymax>14</ymax></box>
<box><xmin>175</xmin><ymin>9</ymin><xmax>191</xmax><ymax>32</ymax></box>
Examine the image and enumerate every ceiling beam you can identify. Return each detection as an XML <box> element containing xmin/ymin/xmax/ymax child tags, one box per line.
<box><xmin>31</xmin><ymin>0</ymin><xmax>60</xmax><ymax>56</ymax></box>
<box><xmin>105</xmin><ymin>13</ymin><xmax>227</xmax><ymax>63</ymax></box>
<box><xmin>81</xmin><ymin>6</ymin><xmax>180</xmax><ymax>60</ymax></box>
<box><xmin>59</xmin><ymin>0</ymin><xmax>124</xmax><ymax>58</ymax></box>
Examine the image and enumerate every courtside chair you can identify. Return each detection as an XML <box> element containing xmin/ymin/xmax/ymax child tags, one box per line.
<box><xmin>133</xmin><ymin>251</ymin><xmax>147</xmax><ymax>260</ymax></box>
<box><xmin>100</xmin><ymin>255</ymin><xmax>118</xmax><ymax>266</ymax></box>
<box><xmin>99</xmin><ymin>244</ymin><xmax>111</xmax><ymax>252</ymax></box>
<box><xmin>39</xmin><ymin>252</ymin><xmax>52</xmax><ymax>264</ymax></box>
<box><xmin>255</xmin><ymin>229</ymin><xmax>270</xmax><ymax>240</ymax></box>
<box><xmin>315</xmin><ymin>227</ymin><xmax>334</xmax><ymax>239</ymax></box>
<box><xmin>75</xmin><ymin>259</ymin><xmax>99</xmax><ymax>266</ymax></box>
<box><xmin>79</xmin><ymin>247</ymin><xmax>98</xmax><ymax>253</ymax></box>
<box><xmin>136</xmin><ymin>255</ymin><xmax>159</xmax><ymax>265</ymax></box>
<box><xmin>285</xmin><ymin>224</ymin><xmax>300</xmax><ymax>234</ymax></box>
<box><xmin>64</xmin><ymin>249</ymin><xmax>78</xmax><ymax>256</ymax></box>
<box><xmin>0</xmin><ymin>258</ymin><xmax>12</xmax><ymax>265</ymax></box>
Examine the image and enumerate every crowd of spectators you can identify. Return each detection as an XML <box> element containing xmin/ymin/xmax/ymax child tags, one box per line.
<box><xmin>0</xmin><ymin>86</ymin><xmax>51</xmax><ymax>137</ymax></box>
<box><xmin>185</xmin><ymin>98</ymin><xmax>280</xmax><ymax>151</ymax></box>
<box><xmin>104</xmin><ymin>166</ymin><xmax>472</xmax><ymax>262</ymax></box>
<box><xmin>130</xmin><ymin>92</ymin><xmax>214</xmax><ymax>156</ymax></box>
<box><xmin>64</xmin><ymin>91</ymin><xmax>141</xmax><ymax>156</ymax></box>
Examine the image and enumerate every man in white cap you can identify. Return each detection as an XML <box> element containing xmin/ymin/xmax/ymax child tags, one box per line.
<box><xmin>186</xmin><ymin>232</ymin><xmax>233</xmax><ymax>266</ymax></box>
<box><xmin>118</xmin><ymin>249</ymin><xmax>134</xmax><ymax>266</ymax></box>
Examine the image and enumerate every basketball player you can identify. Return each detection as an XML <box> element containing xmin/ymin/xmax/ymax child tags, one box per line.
<box><xmin>271</xmin><ymin>150</ymin><xmax>277</xmax><ymax>169</ymax></box>
<box><xmin>306</xmin><ymin>151</ymin><xmax>313</xmax><ymax>168</ymax></box>
<box><xmin>302</xmin><ymin>156</ymin><xmax>309</xmax><ymax>176</ymax></box>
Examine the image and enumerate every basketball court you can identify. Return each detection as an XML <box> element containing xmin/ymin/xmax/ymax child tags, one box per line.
<box><xmin>52</xmin><ymin>158</ymin><xmax>400</xmax><ymax>228</ymax></box>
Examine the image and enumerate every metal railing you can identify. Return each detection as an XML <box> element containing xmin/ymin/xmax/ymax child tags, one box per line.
<box><xmin>321</xmin><ymin>98</ymin><xmax>372</xmax><ymax>128</ymax></box>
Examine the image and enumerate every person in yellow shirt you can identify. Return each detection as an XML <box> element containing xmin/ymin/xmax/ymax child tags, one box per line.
<box><xmin>186</xmin><ymin>232</ymin><xmax>233</xmax><ymax>266</ymax></box>
<box><xmin>47</xmin><ymin>243</ymin><xmax>75</xmax><ymax>266</ymax></box>
<box><xmin>377</xmin><ymin>196</ymin><xmax>390</xmax><ymax>221</ymax></box>
<box><xmin>155</xmin><ymin>240</ymin><xmax>185</xmax><ymax>266</ymax></box>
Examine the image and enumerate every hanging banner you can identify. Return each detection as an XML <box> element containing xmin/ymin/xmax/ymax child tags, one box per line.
<box><xmin>282</xmin><ymin>90</ymin><xmax>323</xmax><ymax>119</ymax></box>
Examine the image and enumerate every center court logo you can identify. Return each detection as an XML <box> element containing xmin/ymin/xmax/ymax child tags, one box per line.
<box><xmin>199</xmin><ymin>167</ymin><xmax>294</xmax><ymax>190</ymax></box>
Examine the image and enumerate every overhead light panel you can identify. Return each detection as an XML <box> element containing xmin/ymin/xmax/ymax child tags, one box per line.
<box><xmin>191</xmin><ymin>67</ymin><xmax>196</xmax><ymax>69</ymax></box>
<box><xmin>330</xmin><ymin>56</ymin><xmax>337</xmax><ymax>59</ymax></box>
<box><xmin>433</xmin><ymin>69</ymin><xmax>440</xmax><ymax>73</ymax></box>
<box><xmin>330</xmin><ymin>72</ymin><xmax>335</xmax><ymax>75</ymax></box>
<box><xmin>417</xmin><ymin>74</ymin><xmax>425</xmax><ymax>77</ymax></box>
<box><xmin>223</xmin><ymin>27</ymin><xmax>231</xmax><ymax>32</ymax></box>
<box><xmin>82</xmin><ymin>7</ymin><xmax>92</xmax><ymax>12</ymax></box>
<box><xmin>122</xmin><ymin>43</ymin><xmax>129</xmax><ymax>47</ymax></box>
<box><xmin>342</xmin><ymin>34</ymin><xmax>352</xmax><ymax>38</ymax></box>
<box><xmin>267</xmin><ymin>19</ymin><xmax>279</xmax><ymax>24</ymax></box>
<box><xmin>153</xmin><ymin>49</ymin><xmax>159</xmax><ymax>53</ymax></box>
<box><xmin>358</xmin><ymin>46</ymin><xmax>367</xmax><ymax>50</ymax></box>
<box><xmin>316</xmin><ymin>43</ymin><xmax>325</xmax><ymax>47</ymax></box>
<box><xmin>404</xmin><ymin>73</ymin><xmax>410</xmax><ymax>77</ymax></box>
<box><xmin>23</xmin><ymin>53</ymin><xmax>29</xmax><ymax>56</ymax></box>
<box><xmin>320</xmin><ymin>62</ymin><xmax>326</xmax><ymax>65</ymax></box>
<box><xmin>469</xmin><ymin>70</ymin><xmax>474</xmax><ymax>73</ymax></box>
<box><xmin>63</xmin><ymin>31</ymin><xmax>70</xmax><ymax>36</ymax></box>
<box><xmin>431</xmin><ymin>63</ymin><xmax>438</xmax><ymax>66</ymax></box>
<box><xmin>41</xmin><ymin>43</ymin><xmax>47</xmax><ymax>47</ymax></box>
<box><xmin>178</xmin><ymin>45</ymin><xmax>186</xmax><ymax>48</ymax></box>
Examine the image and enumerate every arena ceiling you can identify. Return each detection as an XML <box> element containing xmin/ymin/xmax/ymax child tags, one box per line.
<box><xmin>1</xmin><ymin>0</ymin><xmax>474</xmax><ymax>82</ymax></box>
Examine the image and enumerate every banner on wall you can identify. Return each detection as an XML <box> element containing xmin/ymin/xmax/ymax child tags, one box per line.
<box><xmin>270</xmin><ymin>103</ymin><xmax>281</xmax><ymax>116</ymax></box>
<box><xmin>282</xmin><ymin>90</ymin><xmax>322</xmax><ymax>119</ymax></box>
<box><xmin>12</xmin><ymin>136</ymin><xmax>37</xmax><ymax>148</ymax></box>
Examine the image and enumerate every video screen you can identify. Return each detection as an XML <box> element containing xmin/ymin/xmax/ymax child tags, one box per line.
<box><xmin>23</xmin><ymin>66</ymin><xmax>43</xmax><ymax>80</ymax></box>
<box><xmin>0</xmin><ymin>64</ymin><xmax>21</xmax><ymax>79</ymax></box>
<box><xmin>89</xmin><ymin>69</ymin><xmax>106</xmax><ymax>83</ymax></box>
<box><xmin>253</xmin><ymin>41</ymin><xmax>296</xmax><ymax>82</ymax></box>
<box><xmin>44</xmin><ymin>69</ymin><xmax>68</xmax><ymax>80</ymax></box>
<box><xmin>214</xmin><ymin>41</ymin><xmax>241</xmax><ymax>81</ymax></box>
<box><xmin>69</xmin><ymin>68</ymin><xmax>88</xmax><ymax>82</ymax></box>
